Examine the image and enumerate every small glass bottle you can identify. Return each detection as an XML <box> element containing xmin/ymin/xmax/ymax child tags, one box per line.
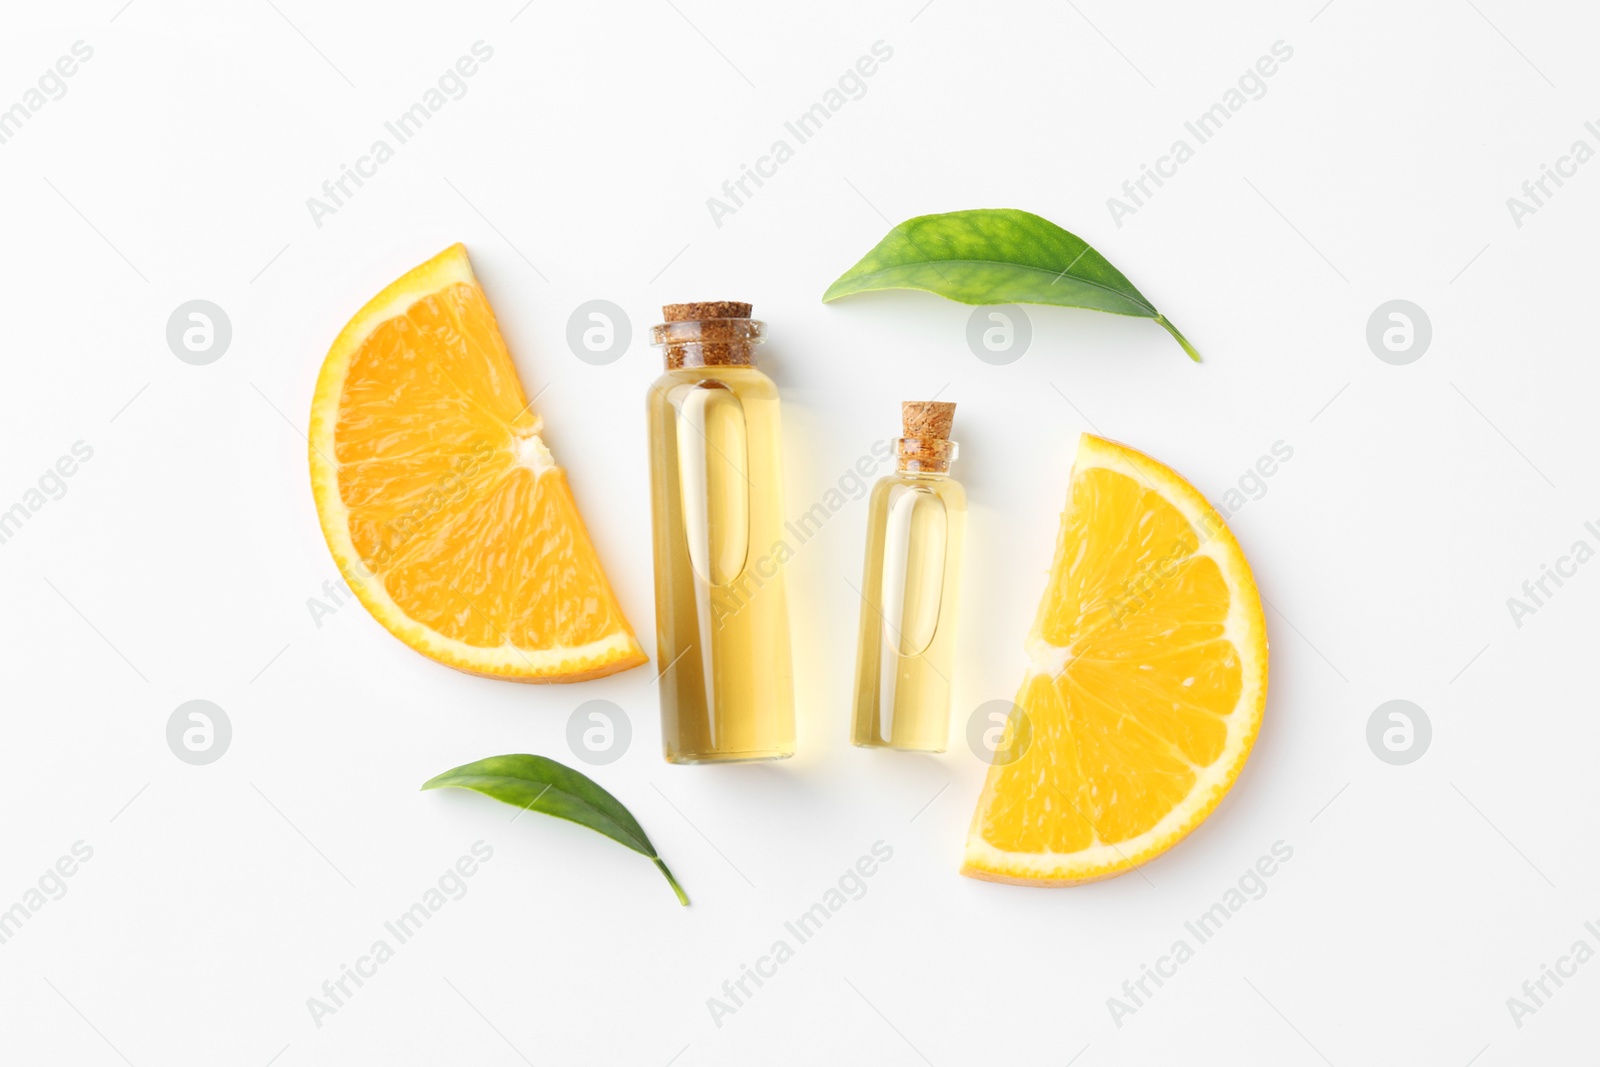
<box><xmin>851</xmin><ymin>402</ymin><xmax>967</xmax><ymax>752</ymax></box>
<box><xmin>646</xmin><ymin>302</ymin><xmax>795</xmax><ymax>763</ymax></box>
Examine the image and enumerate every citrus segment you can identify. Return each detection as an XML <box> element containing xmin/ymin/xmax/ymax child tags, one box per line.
<box><xmin>962</xmin><ymin>434</ymin><xmax>1267</xmax><ymax>884</ymax></box>
<box><xmin>309</xmin><ymin>244</ymin><xmax>646</xmax><ymax>682</ymax></box>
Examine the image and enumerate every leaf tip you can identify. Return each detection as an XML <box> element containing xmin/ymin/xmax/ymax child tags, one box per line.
<box><xmin>656</xmin><ymin>858</ymin><xmax>690</xmax><ymax>906</ymax></box>
<box><xmin>1156</xmin><ymin>315</ymin><xmax>1202</xmax><ymax>362</ymax></box>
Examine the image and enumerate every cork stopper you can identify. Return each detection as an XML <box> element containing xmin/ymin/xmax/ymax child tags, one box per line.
<box><xmin>897</xmin><ymin>400</ymin><xmax>958</xmax><ymax>473</ymax></box>
<box><xmin>652</xmin><ymin>302</ymin><xmax>763</xmax><ymax>369</ymax></box>
<box><xmin>902</xmin><ymin>401</ymin><xmax>956</xmax><ymax>441</ymax></box>
<box><xmin>663</xmin><ymin>301</ymin><xmax>751</xmax><ymax>322</ymax></box>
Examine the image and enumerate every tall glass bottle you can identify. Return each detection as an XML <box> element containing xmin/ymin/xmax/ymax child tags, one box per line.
<box><xmin>647</xmin><ymin>302</ymin><xmax>794</xmax><ymax>763</ymax></box>
<box><xmin>851</xmin><ymin>401</ymin><xmax>966</xmax><ymax>752</ymax></box>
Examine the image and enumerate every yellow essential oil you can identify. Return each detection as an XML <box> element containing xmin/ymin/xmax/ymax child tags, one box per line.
<box><xmin>646</xmin><ymin>302</ymin><xmax>795</xmax><ymax>763</ymax></box>
<box><xmin>851</xmin><ymin>402</ymin><xmax>966</xmax><ymax>752</ymax></box>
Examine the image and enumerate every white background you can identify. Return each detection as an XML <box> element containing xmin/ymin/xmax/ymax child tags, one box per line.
<box><xmin>1</xmin><ymin>0</ymin><xmax>1596</xmax><ymax>1063</ymax></box>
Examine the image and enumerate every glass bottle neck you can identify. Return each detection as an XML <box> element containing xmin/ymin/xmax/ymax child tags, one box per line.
<box><xmin>894</xmin><ymin>436</ymin><xmax>957</xmax><ymax>475</ymax></box>
<box><xmin>651</xmin><ymin>319</ymin><xmax>765</xmax><ymax>370</ymax></box>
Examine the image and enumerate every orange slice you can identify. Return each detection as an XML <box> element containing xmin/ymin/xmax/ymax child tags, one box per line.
<box><xmin>962</xmin><ymin>434</ymin><xmax>1267</xmax><ymax>884</ymax></box>
<box><xmin>309</xmin><ymin>244</ymin><xmax>646</xmax><ymax>682</ymax></box>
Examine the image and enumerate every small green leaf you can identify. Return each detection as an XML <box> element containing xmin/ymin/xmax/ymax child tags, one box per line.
<box><xmin>422</xmin><ymin>754</ymin><xmax>688</xmax><ymax>906</ymax></box>
<box><xmin>822</xmin><ymin>207</ymin><xmax>1200</xmax><ymax>361</ymax></box>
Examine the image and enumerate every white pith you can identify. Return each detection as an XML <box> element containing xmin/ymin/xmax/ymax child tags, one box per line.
<box><xmin>513</xmin><ymin>424</ymin><xmax>555</xmax><ymax>476</ymax></box>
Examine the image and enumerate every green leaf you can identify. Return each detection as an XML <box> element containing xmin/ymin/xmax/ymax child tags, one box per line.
<box><xmin>821</xmin><ymin>207</ymin><xmax>1200</xmax><ymax>361</ymax></box>
<box><xmin>422</xmin><ymin>753</ymin><xmax>688</xmax><ymax>906</ymax></box>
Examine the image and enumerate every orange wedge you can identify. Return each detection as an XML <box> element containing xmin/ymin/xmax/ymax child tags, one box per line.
<box><xmin>962</xmin><ymin>434</ymin><xmax>1267</xmax><ymax>885</ymax></box>
<box><xmin>308</xmin><ymin>244</ymin><xmax>646</xmax><ymax>682</ymax></box>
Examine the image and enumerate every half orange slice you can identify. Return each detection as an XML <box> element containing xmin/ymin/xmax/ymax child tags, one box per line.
<box><xmin>309</xmin><ymin>244</ymin><xmax>646</xmax><ymax>682</ymax></box>
<box><xmin>962</xmin><ymin>434</ymin><xmax>1267</xmax><ymax>884</ymax></box>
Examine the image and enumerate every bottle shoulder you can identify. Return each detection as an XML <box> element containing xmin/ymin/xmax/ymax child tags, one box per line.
<box><xmin>650</xmin><ymin>365</ymin><xmax>778</xmax><ymax>399</ymax></box>
<box><xmin>870</xmin><ymin>472</ymin><xmax>966</xmax><ymax>510</ymax></box>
